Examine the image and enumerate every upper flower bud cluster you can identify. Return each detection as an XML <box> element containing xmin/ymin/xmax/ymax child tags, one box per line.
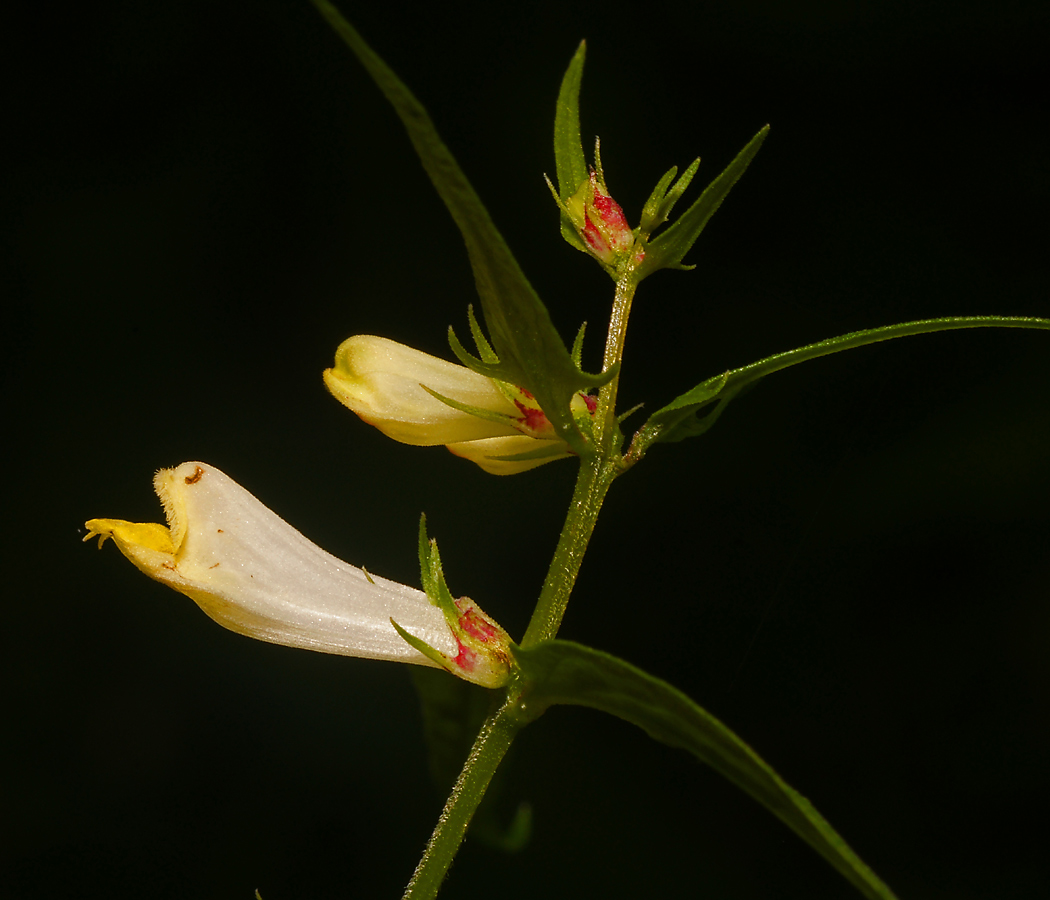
<box><xmin>548</xmin><ymin>142</ymin><xmax>641</xmax><ymax>274</ymax></box>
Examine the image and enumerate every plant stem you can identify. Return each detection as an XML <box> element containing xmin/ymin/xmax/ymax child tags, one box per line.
<box><xmin>521</xmin><ymin>268</ymin><xmax>638</xmax><ymax>648</ymax></box>
<box><xmin>520</xmin><ymin>455</ymin><xmax>619</xmax><ymax>647</ymax></box>
<box><xmin>596</xmin><ymin>270</ymin><xmax>637</xmax><ymax>442</ymax></box>
<box><xmin>404</xmin><ymin>268</ymin><xmax>642</xmax><ymax>895</ymax></box>
<box><xmin>402</xmin><ymin>692</ymin><xmax>524</xmax><ymax>899</ymax></box>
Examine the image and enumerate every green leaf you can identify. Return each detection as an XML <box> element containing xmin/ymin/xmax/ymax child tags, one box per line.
<box><xmin>513</xmin><ymin>640</ymin><xmax>899</xmax><ymax>900</ymax></box>
<box><xmin>636</xmin><ymin>126</ymin><xmax>769</xmax><ymax>278</ymax></box>
<box><xmin>310</xmin><ymin>1</ymin><xmax>610</xmax><ymax>455</ymax></box>
<box><xmin>630</xmin><ymin>315</ymin><xmax>1050</xmax><ymax>459</ymax></box>
<box><xmin>552</xmin><ymin>40</ymin><xmax>589</xmax><ymax>250</ymax></box>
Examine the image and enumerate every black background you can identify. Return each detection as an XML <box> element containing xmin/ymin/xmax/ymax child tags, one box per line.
<box><xmin>7</xmin><ymin>0</ymin><xmax>1049</xmax><ymax>897</ymax></box>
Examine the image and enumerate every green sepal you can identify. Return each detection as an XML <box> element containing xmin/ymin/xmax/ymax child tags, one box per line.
<box><xmin>466</xmin><ymin>304</ymin><xmax>499</xmax><ymax>364</ymax></box>
<box><xmin>639</xmin><ymin>157</ymin><xmax>701</xmax><ymax>238</ymax></box>
<box><xmin>311</xmin><ymin>1</ymin><xmax>609</xmax><ymax>457</ymax></box>
<box><xmin>630</xmin><ymin>315</ymin><xmax>1050</xmax><ymax>460</ymax></box>
<box><xmin>391</xmin><ymin>618</ymin><xmax>449</xmax><ymax>670</ymax></box>
<box><xmin>420</xmin><ymin>385</ymin><xmax>517</xmax><ymax>430</ymax></box>
<box><xmin>635</xmin><ymin>126</ymin><xmax>769</xmax><ymax>279</ymax></box>
<box><xmin>417</xmin><ymin>514</ymin><xmax>459</xmax><ymax>624</ymax></box>
<box><xmin>552</xmin><ymin>40</ymin><xmax>589</xmax><ymax>250</ymax></box>
<box><xmin>570</xmin><ymin>321</ymin><xmax>588</xmax><ymax>368</ymax></box>
<box><xmin>512</xmin><ymin>640</ymin><xmax>899</xmax><ymax>900</ymax></box>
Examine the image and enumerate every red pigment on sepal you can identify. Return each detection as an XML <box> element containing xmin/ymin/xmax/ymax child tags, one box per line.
<box><xmin>591</xmin><ymin>180</ymin><xmax>630</xmax><ymax>243</ymax></box>
<box><xmin>582</xmin><ymin>218</ymin><xmax>611</xmax><ymax>259</ymax></box>
<box><xmin>513</xmin><ymin>398</ymin><xmax>553</xmax><ymax>436</ymax></box>
<box><xmin>453</xmin><ymin>639</ymin><xmax>479</xmax><ymax>672</ymax></box>
<box><xmin>455</xmin><ymin>599</ymin><xmax>499</xmax><ymax>642</ymax></box>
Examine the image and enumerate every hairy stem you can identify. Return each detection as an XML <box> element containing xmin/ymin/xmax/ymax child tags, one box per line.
<box><xmin>402</xmin><ymin>692</ymin><xmax>525</xmax><ymax>899</ymax></box>
<box><xmin>522</xmin><ymin>267</ymin><xmax>639</xmax><ymax>647</ymax></box>
<box><xmin>521</xmin><ymin>453</ymin><xmax>619</xmax><ymax>647</ymax></box>
<box><xmin>403</xmin><ymin>269</ymin><xmax>643</xmax><ymax>894</ymax></box>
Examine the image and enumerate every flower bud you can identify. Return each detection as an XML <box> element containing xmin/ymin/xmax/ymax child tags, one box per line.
<box><xmin>323</xmin><ymin>335</ymin><xmax>521</xmax><ymax>446</ymax></box>
<box><xmin>564</xmin><ymin>168</ymin><xmax>637</xmax><ymax>265</ymax></box>
<box><xmin>324</xmin><ymin>336</ymin><xmax>596</xmax><ymax>475</ymax></box>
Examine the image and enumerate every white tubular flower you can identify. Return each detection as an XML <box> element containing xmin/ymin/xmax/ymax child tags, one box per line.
<box><xmin>84</xmin><ymin>462</ymin><xmax>512</xmax><ymax>686</ymax></box>
<box><xmin>323</xmin><ymin>335</ymin><xmax>596</xmax><ymax>475</ymax></box>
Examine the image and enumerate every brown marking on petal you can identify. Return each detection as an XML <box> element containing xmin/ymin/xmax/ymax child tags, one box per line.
<box><xmin>209</xmin><ymin>563</ymin><xmax>220</xmax><ymax>569</ymax></box>
<box><xmin>184</xmin><ymin>466</ymin><xmax>205</xmax><ymax>485</ymax></box>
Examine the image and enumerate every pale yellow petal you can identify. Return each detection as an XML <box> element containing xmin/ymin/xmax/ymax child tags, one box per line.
<box><xmin>445</xmin><ymin>435</ymin><xmax>572</xmax><ymax>475</ymax></box>
<box><xmin>323</xmin><ymin>335</ymin><xmax>521</xmax><ymax>445</ymax></box>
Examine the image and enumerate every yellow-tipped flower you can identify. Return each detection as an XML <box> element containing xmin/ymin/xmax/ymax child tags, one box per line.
<box><xmin>84</xmin><ymin>462</ymin><xmax>512</xmax><ymax>687</ymax></box>
<box><xmin>323</xmin><ymin>335</ymin><xmax>596</xmax><ymax>475</ymax></box>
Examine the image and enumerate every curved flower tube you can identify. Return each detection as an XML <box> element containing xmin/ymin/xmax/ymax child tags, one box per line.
<box><xmin>324</xmin><ymin>335</ymin><xmax>596</xmax><ymax>474</ymax></box>
<box><xmin>83</xmin><ymin>462</ymin><xmax>511</xmax><ymax>686</ymax></box>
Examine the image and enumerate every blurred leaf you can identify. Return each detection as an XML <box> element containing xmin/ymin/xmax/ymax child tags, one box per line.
<box><xmin>630</xmin><ymin>315</ymin><xmax>1050</xmax><ymax>459</ymax></box>
<box><xmin>514</xmin><ymin>640</ymin><xmax>899</xmax><ymax>900</ymax></box>
<box><xmin>311</xmin><ymin>1</ymin><xmax>610</xmax><ymax>455</ymax></box>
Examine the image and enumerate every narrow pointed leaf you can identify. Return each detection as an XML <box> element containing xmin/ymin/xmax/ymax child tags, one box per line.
<box><xmin>553</xmin><ymin>41</ymin><xmax>589</xmax><ymax>235</ymax></box>
<box><xmin>514</xmin><ymin>640</ymin><xmax>899</xmax><ymax>900</ymax></box>
<box><xmin>311</xmin><ymin>1</ymin><xmax>609</xmax><ymax>454</ymax></box>
<box><xmin>631</xmin><ymin>315</ymin><xmax>1050</xmax><ymax>457</ymax></box>
<box><xmin>636</xmin><ymin>126</ymin><xmax>769</xmax><ymax>278</ymax></box>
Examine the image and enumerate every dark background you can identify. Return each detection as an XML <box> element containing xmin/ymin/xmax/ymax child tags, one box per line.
<box><xmin>6</xmin><ymin>0</ymin><xmax>1048</xmax><ymax>897</ymax></box>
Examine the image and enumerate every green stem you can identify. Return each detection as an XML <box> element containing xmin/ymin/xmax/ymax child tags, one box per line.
<box><xmin>596</xmin><ymin>270</ymin><xmax>637</xmax><ymax>443</ymax></box>
<box><xmin>521</xmin><ymin>268</ymin><xmax>640</xmax><ymax>647</ymax></box>
<box><xmin>402</xmin><ymin>692</ymin><xmax>524</xmax><ymax>899</ymax></box>
<box><xmin>520</xmin><ymin>454</ymin><xmax>619</xmax><ymax>648</ymax></box>
<box><xmin>402</xmin><ymin>269</ymin><xmax>642</xmax><ymax>895</ymax></box>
